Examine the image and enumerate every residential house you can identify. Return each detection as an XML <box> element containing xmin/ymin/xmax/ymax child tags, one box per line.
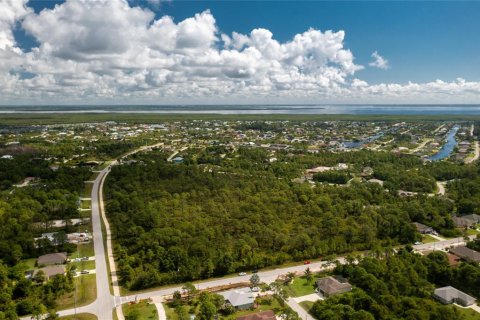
<box><xmin>462</xmin><ymin>214</ymin><xmax>480</xmax><ymax>224</ymax></box>
<box><xmin>37</xmin><ymin>252</ymin><xmax>67</xmax><ymax>266</ymax></box>
<box><xmin>433</xmin><ymin>286</ymin><xmax>476</xmax><ymax>306</ymax></box>
<box><xmin>449</xmin><ymin>246</ymin><xmax>480</xmax><ymax>264</ymax></box>
<box><xmin>452</xmin><ymin>216</ymin><xmax>475</xmax><ymax>228</ymax></box>
<box><xmin>413</xmin><ymin>222</ymin><xmax>435</xmax><ymax>235</ymax></box>
<box><xmin>316</xmin><ymin>276</ymin><xmax>352</xmax><ymax>297</ymax></box>
<box><xmin>220</xmin><ymin>288</ymin><xmax>255</xmax><ymax>310</ymax></box>
<box><xmin>33</xmin><ymin>265</ymin><xmax>65</xmax><ymax>281</ymax></box>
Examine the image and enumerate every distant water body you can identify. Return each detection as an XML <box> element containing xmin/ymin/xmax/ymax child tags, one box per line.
<box><xmin>1</xmin><ymin>105</ymin><xmax>480</xmax><ymax>115</ymax></box>
<box><xmin>427</xmin><ymin>125</ymin><xmax>460</xmax><ymax>162</ymax></box>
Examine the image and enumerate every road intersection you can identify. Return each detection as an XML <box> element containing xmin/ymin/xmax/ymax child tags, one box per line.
<box><xmin>24</xmin><ymin>143</ymin><xmax>477</xmax><ymax>319</ymax></box>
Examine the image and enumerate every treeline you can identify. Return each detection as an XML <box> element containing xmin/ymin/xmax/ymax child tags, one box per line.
<box><xmin>0</xmin><ymin>165</ymin><xmax>90</xmax><ymax>264</ymax></box>
<box><xmin>105</xmin><ymin>151</ymin><xmax>457</xmax><ymax>290</ymax></box>
<box><xmin>313</xmin><ymin>171</ymin><xmax>351</xmax><ymax>184</ymax></box>
<box><xmin>311</xmin><ymin>249</ymin><xmax>480</xmax><ymax>320</ymax></box>
<box><xmin>0</xmin><ymin>155</ymin><xmax>52</xmax><ymax>190</ymax></box>
<box><xmin>0</xmin><ymin>160</ymin><xmax>89</xmax><ymax>318</ymax></box>
<box><xmin>0</xmin><ymin>262</ymin><xmax>75</xmax><ymax>318</ymax></box>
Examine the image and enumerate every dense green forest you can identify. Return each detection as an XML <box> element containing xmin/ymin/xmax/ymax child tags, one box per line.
<box><xmin>0</xmin><ymin>154</ymin><xmax>90</xmax><ymax>318</ymax></box>
<box><xmin>105</xmin><ymin>149</ymin><xmax>461</xmax><ymax>290</ymax></box>
<box><xmin>311</xmin><ymin>249</ymin><xmax>480</xmax><ymax>320</ymax></box>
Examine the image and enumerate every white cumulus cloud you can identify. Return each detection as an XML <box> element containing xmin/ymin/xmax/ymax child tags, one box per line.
<box><xmin>0</xmin><ymin>0</ymin><xmax>478</xmax><ymax>104</ymax></box>
<box><xmin>369</xmin><ymin>51</ymin><xmax>390</xmax><ymax>70</ymax></box>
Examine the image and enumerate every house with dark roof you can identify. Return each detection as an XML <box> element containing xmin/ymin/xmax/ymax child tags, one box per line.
<box><xmin>33</xmin><ymin>265</ymin><xmax>65</xmax><ymax>281</ymax></box>
<box><xmin>452</xmin><ymin>217</ymin><xmax>475</xmax><ymax>228</ymax></box>
<box><xmin>316</xmin><ymin>276</ymin><xmax>352</xmax><ymax>297</ymax></box>
<box><xmin>220</xmin><ymin>288</ymin><xmax>255</xmax><ymax>310</ymax></box>
<box><xmin>449</xmin><ymin>246</ymin><xmax>480</xmax><ymax>264</ymax></box>
<box><xmin>236</xmin><ymin>310</ymin><xmax>275</xmax><ymax>320</ymax></box>
<box><xmin>37</xmin><ymin>252</ymin><xmax>67</xmax><ymax>266</ymax></box>
<box><xmin>462</xmin><ymin>214</ymin><xmax>480</xmax><ymax>224</ymax></box>
<box><xmin>433</xmin><ymin>286</ymin><xmax>476</xmax><ymax>306</ymax></box>
<box><xmin>412</xmin><ymin>222</ymin><xmax>435</xmax><ymax>234</ymax></box>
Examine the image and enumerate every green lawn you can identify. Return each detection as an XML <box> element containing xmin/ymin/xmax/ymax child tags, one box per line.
<box><xmin>284</xmin><ymin>276</ymin><xmax>316</xmax><ymax>297</ymax></box>
<box><xmin>59</xmin><ymin>313</ymin><xmax>98</xmax><ymax>320</ymax></box>
<box><xmin>21</xmin><ymin>258</ymin><xmax>37</xmax><ymax>270</ymax></box>
<box><xmin>83</xmin><ymin>182</ymin><xmax>94</xmax><ymax>198</ymax></box>
<box><xmin>122</xmin><ymin>300</ymin><xmax>158</xmax><ymax>320</ymax></box>
<box><xmin>164</xmin><ymin>296</ymin><xmax>284</xmax><ymax>320</ymax></box>
<box><xmin>222</xmin><ymin>296</ymin><xmax>283</xmax><ymax>320</ymax></box>
<box><xmin>71</xmin><ymin>260</ymin><xmax>96</xmax><ymax>270</ymax></box>
<box><xmin>71</xmin><ymin>242</ymin><xmax>95</xmax><ymax>258</ymax></box>
<box><xmin>56</xmin><ymin>274</ymin><xmax>97</xmax><ymax>310</ymax></box>
<box><xmin>299</xmin><ymin>301</ymin><xmax>315</xmax><ymax>313</ymax></box>
<box><xmin>81</xmin><ymin>200</ymin><xmax>91</xmax><ymax>210</ymax></box>
<box><xmin>421</xmin><ymin>235</ymin><xmax>437</xmax><ymax>243</ymax></box>
<box><xmin>466</xmin><ymin>228</ymin><xmax>480</xmax><ymax>236</ymax></box>
<box><xmin>163</xmin><ymin>303</ymin><xmax>179</xmax><ymax>320</ymax></box>
<box><xmin>89</xmin><ymin>172</ymin><xmax>99</xmax><ymax>181</ymax></box>
<box><xmin>454</xmin><ymin>307</ymin><xmax>480</xmax><ymax>320</ymax></box>
<box><xmin>79</xmin><ymin>210</ymin><xmax>92</xmax><ymax>219</ymax></box>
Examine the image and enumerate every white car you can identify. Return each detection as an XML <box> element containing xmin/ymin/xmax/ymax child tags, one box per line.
<box><xmin>238</xmin><ymin>272</ymin><xmax>247</xmax><ymax>276</ymax></box>
<box><xmin>414</xmin><ymin>241</ymin><xmax>422</xmax><ymax>245</ymax></box>
<box><xmin>251</xmin><ymin>287</ymin><xmax>260</xmax><ymax>292</ymax></box>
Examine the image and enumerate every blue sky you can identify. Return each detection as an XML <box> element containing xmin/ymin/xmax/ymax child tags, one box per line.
<box><xmin>2</xmin><ymin>0</ymin><xmax>480</xmax><ymax>104</ymax></box>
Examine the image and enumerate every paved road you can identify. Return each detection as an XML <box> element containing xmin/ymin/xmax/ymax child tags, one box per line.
<box><xmin>24</xmin><ymin>141</ymin><xmax>478</xmax><ymax>319</ymax></box>
<box><xmin>30</xmin><ymin>165</ymin><xmax>117</xmax><ymax>320</ymax></box>
<box><xmin>465</xmin><ymin>141</ymin><xmax>480</xmax><ymax>164</ymax></box>
<box><xmin>286</xmin><ymin>297</ymin><xmax>314</xmax><ymax>320</ymax></box>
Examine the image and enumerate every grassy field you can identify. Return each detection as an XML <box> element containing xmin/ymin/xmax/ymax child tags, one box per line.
<box><xmin>422</xmin><ymin>235</ymin><xmax>437</xmax><ymax>243</ymax></box>
<box><xmin>466</xmin><ymin>228</ymin><xmax>480</xmax><ymax>236</ymax></box>
<box><xmin>83</xmin><ymin>182</ymin><xmax>94</xmax><ymax>198</ymax></box>
<box><xmin>71</xmin><ymin>260</ymin><xmax>96</xmax><ymax>270</ymax></box>
<box><xmin>56</xmin><ymin>274</ymin><xmax>97</xmax><ymax>310</ymax></box>
<box><xmin>1</xmin><ymin>113</ymin><xmax>480</xmax><ymax>126</ymax></box>
<box><xmin>224</xmin><ymin>296</ymin><xmax>283</xmax><ymax>320</ymax></box>
<box><xmin>454</xmin><ymin>307</ymin><xmax>480</xmax><ymax>320</ymax></box>
<box><xmin>21</xmin><ymin>258</ymin><xmax>37</xmax><ymax>269</ymax></box>
<box><xmin>284</xmin><ymin>276</ymin><xmax>316</xmax><ymax>297</ymax></box>
<box><xmin>299</xmin><ymin>301</ymin><xmax>315</xmax><ymax>313</ymax></box>
<box><xmin>122</xmin><ymin>300</ymin><xmax>158</xmax><ymax>320</ymax></box>
<box><xmin>71</xmin><ymin>242</ymin><xmax>95</xmax><ymax>258</ymax></box>
<box><xmin>163</xmin><ymin>303</ymin><xmax>179</xmax><ymax>320</ymax></box>
<box><xmin>59</xmin><ymin>313</ymin><xmax>98</xmax><ymax>320</ymax></box>
<box><xmin>79</xmin><ymin>210</ymin><xmax>92</xmax><ymax>219</ymax></box>
<box><xmin>81</xmin><ymin>200</ymin><xmax>91</xmax><ymax>210</ymax></box>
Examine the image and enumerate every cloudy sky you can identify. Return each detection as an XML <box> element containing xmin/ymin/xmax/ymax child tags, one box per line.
<box><xmin>1</xmin><ymin>0</ymin><xmax>480</xmax><ymax>105</ymax></box>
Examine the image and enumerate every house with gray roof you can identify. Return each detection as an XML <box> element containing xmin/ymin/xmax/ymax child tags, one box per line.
<box><xmin>433</xmin><ymin>286</ymin><xmax>476</xmax><ymax>306</ymax></box>
<box><xmin>316</xmin><ymin>276</ymin><xmax>352</xmax><ymax>297</ymax></box>
<box><xmin>33</xmin><ymin>265</ymin><xmax>65</xmax><ymax>281</ymax></box>
<box><xmin>462</xmin><ymin>214</ymin><xmax>480</xmax><ymax>224</ymax></box>
<box><xmin>449</xmin><ymin>246</ymin><xmax>480</xmax><ymax>264</ymax></box>
<box><xmin>412</xmin><ymin>222</ymin><xmax>435</xmax><ymax>234</ymax></box>
<box><xmin>452</xmin><ymin>217</ymin><xmax>475</xmax><ymax>228</ymax></box>
<box><xmin>220</xmin><ymin>287</ymin><xmax>255</xmax><ymax>310</ymax></box>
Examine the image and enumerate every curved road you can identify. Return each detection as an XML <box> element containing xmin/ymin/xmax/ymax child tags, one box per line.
<box><xmin>26</xmin><ymin>142</ymin><xmax>477</xmax><ymax>319</ymax></box>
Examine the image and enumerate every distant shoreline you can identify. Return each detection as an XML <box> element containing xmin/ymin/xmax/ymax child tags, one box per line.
<box><xmin>1</xmin><ymin>112</ymin><xmax>480</xmax><ymax>126</ymax></box>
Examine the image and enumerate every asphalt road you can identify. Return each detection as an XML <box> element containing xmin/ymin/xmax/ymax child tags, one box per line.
<box><xmin>21</xmin><ymin>141</ymin><xmax>477</xmax><ymax>319</ymax></box>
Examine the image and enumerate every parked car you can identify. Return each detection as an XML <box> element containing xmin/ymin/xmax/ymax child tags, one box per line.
<box><xmin>304</xmin><ymin>260</ymin><xmax>311</xmax><ymax>265</ymax></box>
<box><xmin>238</xmin><ymin>272</ymin><xmax>247</xmax><ymax>276</ymax></box>
<box><xmin>251</xmin><ymin>287</ymin><xmax>260</xmax><ymax>292</ymax></box>
<box><xmin>414</xmin><ymin>241</ymin><xmax>422</xmax><ymax>245</ymax></box>
<box><xmin>81</xmin><ymin>257</ymin><xmax>89</xmax><ymax>261</ymax></box>
<box><xmin>80</xmin><ymin>270</ymin><xmax>89</xmax><ymax>274</ymax></box>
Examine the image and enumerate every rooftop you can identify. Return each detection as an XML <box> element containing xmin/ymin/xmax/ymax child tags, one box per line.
<box><xmin>220</xmin><ymin>287</ymin><xmax>255</xmax><ymax>307</ymax></box>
